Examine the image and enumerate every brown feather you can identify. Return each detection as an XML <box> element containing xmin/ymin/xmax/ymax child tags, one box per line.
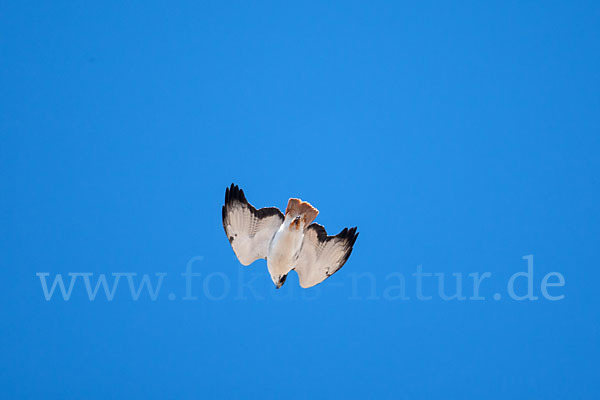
<box><xmin>285</xmin><ymin>198</ymin><xmax>319</xmax><ymax>225</ymax></box>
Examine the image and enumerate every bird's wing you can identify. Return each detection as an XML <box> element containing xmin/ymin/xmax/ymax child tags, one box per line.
<box><xmin>294</xmin><ymin>223</ymin><xmax>358</xmax><ymax>288</ymax></box>
<box><xmin>222</xmin><ymin>184</ymin><xmax>284</xmax><ymax>265</ymax></box>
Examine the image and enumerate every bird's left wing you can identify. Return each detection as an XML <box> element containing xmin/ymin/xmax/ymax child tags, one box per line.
<box><xmin>222</xmin><ymin>184</ymin><xmax>284</xmax><ymax>265</ymax></box>
<box><xmin>295</xmin><ymin>223</ymin><xmax>359</xmax><ymax>288</ymax></box>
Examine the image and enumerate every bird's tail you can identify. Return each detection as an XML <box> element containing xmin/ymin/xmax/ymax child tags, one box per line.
<box><xmin>285</xmin><ymin>198</ymin><xmax>319</xmax><ymax>225</ymax></box>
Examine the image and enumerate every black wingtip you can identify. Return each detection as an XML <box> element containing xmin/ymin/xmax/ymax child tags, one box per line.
<box><xmin>348</xmin><ymin>227</ymin><xmax>359</xmax><ymax>247</ymax></box>
<box><xmin>339</xmin><ymin>226</ymin><xmax>359</xmax><ymax>267</ymax></box>
<box><xmin>225</xmin><ymin>183</ymin><xmax>248</xmax><ymax>206</ymax></box>
<box><xmin>337</xmin><ymin>226</ymin><xmax>359</xmax><ymax>244</ymax></box>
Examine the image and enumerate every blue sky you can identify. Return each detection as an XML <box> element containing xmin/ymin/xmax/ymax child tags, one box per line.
<box><xmin>1</xmin><ymin>1</ymin><xmax>599</xmax><ymax>399</ymax></box>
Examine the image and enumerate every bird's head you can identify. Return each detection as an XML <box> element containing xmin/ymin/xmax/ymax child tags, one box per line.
<box><xmin>272</xmin><ymin>274</ymin><xmax>288</xmax><ymax>289</ymax></box>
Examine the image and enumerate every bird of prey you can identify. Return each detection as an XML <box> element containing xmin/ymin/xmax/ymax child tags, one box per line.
<box><xmin>222</xmin><ymin>184</ymin><xmax>359</xmax><ymax>288</ymax></box>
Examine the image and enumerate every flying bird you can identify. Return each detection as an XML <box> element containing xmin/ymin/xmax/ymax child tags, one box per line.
<box><xmin>222</xmin><ymin>184</ymin><xmax>358</xmax><ymax>288</ymax></box>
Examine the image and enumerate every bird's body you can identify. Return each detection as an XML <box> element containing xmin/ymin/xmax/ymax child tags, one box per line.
<box><xmin>222</xmin><ymin>184</ymin><xmax>358</xmax><ymax>289</ymax></box>
<box><xmin>266</xmin><ymin>216</ymin><xmax>305</xmax><ymax>287</ymax></box>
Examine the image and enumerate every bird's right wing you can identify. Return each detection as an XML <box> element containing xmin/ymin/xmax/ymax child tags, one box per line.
<box><xmin>222</xmin><ymin>184</ymin><xmax>284</xmax><ymax>265</ymax></box>
<box><xmin>295</xmin><ymin>223</ymin><xmax>359</xmax><ymax>288</ymax></box>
